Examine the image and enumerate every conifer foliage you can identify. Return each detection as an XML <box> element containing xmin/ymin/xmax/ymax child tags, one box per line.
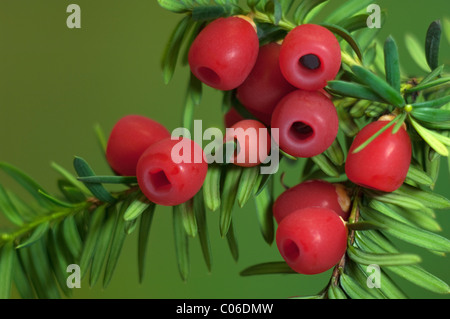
<box><xmin>1</xmin><ymin>0</ymin><xmax>450</xmax><ymax>299</ymax></box>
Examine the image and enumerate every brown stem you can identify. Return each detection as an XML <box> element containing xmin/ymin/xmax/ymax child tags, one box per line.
<box><xmin>327</xmin><ymin>187</ymin><xmax>362</xmax><ymax>294</ymax></box>
<box><xmin>331</xmin><ymin>253</ymin><xmax>347</xmax><ymax>287</ymax></box>
<box><xmin>348</xmin><ymin>193</ymin><xmax>362</xmax><ymax>246</ymax></box>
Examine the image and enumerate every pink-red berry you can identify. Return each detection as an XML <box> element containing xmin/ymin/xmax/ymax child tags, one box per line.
<box><xmin>276</xmin><ymin>207</ymin><xmax>348</xmax><ymax>275</ymax></box>
<box><xmin>236</xmin><ymin>43</ymin><xmax>296</xmax><ymax>126</ymax></box>
<box><xmin>136</xmin><ymin>137</ymin><xmax>208</xmax><ymax>206</ymax></box>
<box><xmin>279</xmin><ymin>24</ymin><xmax>341</xmax><ymax>91</ymax></box>
<box><xmin>273</xmin><ymin>180</ymin><xmax>350</xmax><ymax>224</ymax></box>
<box><xmin>225</xmin><ymin>119</ymin><xmax>271</xmax><ymax>167</ymax></box>
<box><xmin>345</xmin><ymin>119</ymin><xmax>412</xmax><ymax>192</ymax></box>
<box><xmin>188</xmin><ymin>16</ymin><xmax>259</xmax><ymax>91</ymax></box>
<box><xmin>106</xmin><ymin>115</ymin><xmax>171</xmax><ymax>176</ymax></box>
<box><xmin>271</xmin><ymin>90</ymin><xmax>339</xmax><ymax>158</ymax></box>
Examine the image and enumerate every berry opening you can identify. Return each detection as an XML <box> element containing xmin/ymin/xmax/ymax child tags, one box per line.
<box><xmin>283</xmin><ymin>239</ymin><xmax>300</xmax><ymax>262</ymax></box>
<box><xmin>198</xmin><ymin>67</ymin><xmax>221</xmax><ymax>86</ymax></box>
<box><xmin>299</xmin><ymin>54</ymin><xmax>321</xmax><ymax>70</ymax></box>
<box><xmin>289</xmin><ymin>121</ymin><xmax>314</xmax><ymax>141</ymax></box>
<box><xmin>149</xmin><ymin>169</ymin><xmax>172</xmax><ymax>193</ymax></box>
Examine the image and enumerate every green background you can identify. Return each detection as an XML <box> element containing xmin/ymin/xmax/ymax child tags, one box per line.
<box><xmin>0</xmin><ymin>0</ymin><xmax>449</xmax><ymax>299</ymax></box>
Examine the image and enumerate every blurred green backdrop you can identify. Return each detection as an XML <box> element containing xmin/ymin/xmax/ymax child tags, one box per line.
<box><xmin>0</xmin><ymin>0</ymin><xmax>449</xmax><ymax>299</ymax></box>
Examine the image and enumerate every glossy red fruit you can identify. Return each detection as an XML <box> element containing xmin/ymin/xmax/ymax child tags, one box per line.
<box><xmin>345</xmin><ymin>119</ymin><xmax>412</xmax><ymax>192</ymax></box>
<box><xmin>273</xmin><ymin>180</ymin><xmax>350</xmax><ymax>224</ymax></box>
<box><xmin>271</xmin><ymin>90</ymin><xmax>339</xmax><ymax>158</ymax></box>
<box><xmin>225</xmin><ymin>119</ymin><xmax>271</xmax><ymax>167</ymax></box>
<box><xmin>224</xmin><ymin>107</ymin><xmax>244</xmax><ymax>128</ymax></box>
<box><xmin>136</xmin><ymin>137</ymin><xmax>208</xmax><ymax>206</ymax></box>
<box><xmin>276</xmin><ymin>207</ymin><xmax>348</xmax><ymax>275</ymax></box>
<box><xmin>279</xmin><ymin>24</ymin><xmax>341</xmax><ymax>91</ymax></box>
<box><xmin>106</xmin><ymin>115</ymin><xmax>171</xmax><ymax>176</ymax></box>
<box><xmin>188</xmin><ymin>16</ymin><xmax>259</xmax><ymax>91</ymax></box>
<box><xmin>236</xmin><ymin>43</ymin><xmax>296</xmax><ymax>125</ymax></box>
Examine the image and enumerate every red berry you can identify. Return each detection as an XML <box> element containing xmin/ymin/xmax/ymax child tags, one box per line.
<box><xmin>188</xmin><ymin>16</ymin><xmax>259</xmax><ymax>91</ymax></box>
<box><xmin>224</xmin><ymin>107</ymin><xmax>244</xmax><ymax>128</ymax></box>
<box><xmin>271</xmin><ymin>90</ymin><xmax>339</xmax><ymax>158</ymax></box>
<box><xmin>276</xmin><ymin>207</ymin><xmax>348</xmax><ymax>275</ymax></box>
<box><xmin>236</xmin><ymin>43</ymin><xmax>296</xmax><ymax>125</ymax></box>
<box><xmin>273</xmin><ymin>180</ymin><xmax>350</xmax><ymax>224</ymax></box>
<box><xmin>345</xmin><ymin>119</ymin><xmax>412</xmax><ymax>192</ymax></box>
<box><xmin>136</xmin><ymin>137</ymin><xmax>208</xmax><ymax>206</ymax></box>
<box><xmin>279</xmin><ymin>24</ymin><xmax>341</xmax><ymax>91</ymax></box>
<box><xmin>225</xmin><ymin>119</ymin><xmax>271</xmax><ymax>167</ymax></box>
<box><xmin>106</xmin><ymin>115</ymin><xmax>171</xmax><ymax>176</ymax></box>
